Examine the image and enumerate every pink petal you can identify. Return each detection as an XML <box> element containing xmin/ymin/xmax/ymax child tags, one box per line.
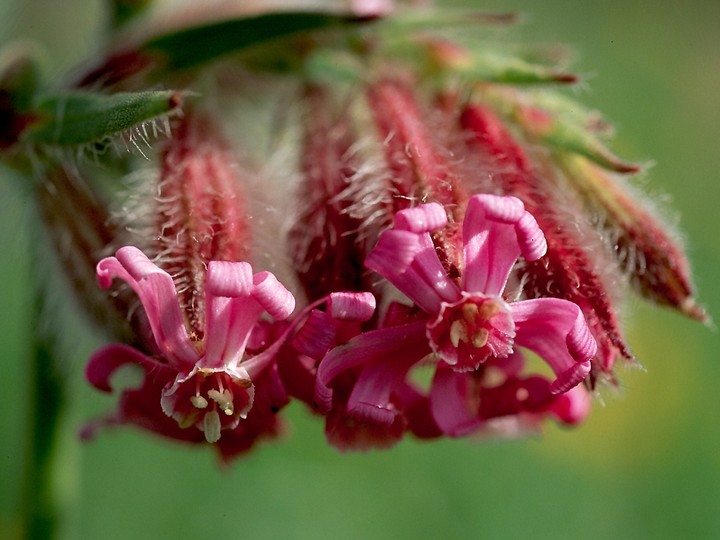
<box><xmin>394</xmin><ymin>203</ymin><xmax>447</xmax><ymax>234</ymax></box>
<box><xmin>350</xmin><ymin>0</ymin><xmax>395</xmax><ymax>18</ymax></box>
<box><xmin>97</xmin><ymin>247</ymin><xmax>198</xmax><ymax>369</ymax></box>
<box><xmin>240</xmin><ymin>327</ymin><xmax>292</xmax><ymax>381</ymax></box>
<box><xmin>347</xmin><ymin>348</ymin><xmax>424</xmax><ymax>426</ymax></box>
<box><xmin>462</xmin><ymin>195</ymin><xmax>547</xmax><ymax>296</ymax></box>
<box><xmin>252</xmin><ymin>271</ymin><xmax>296</xmax><ymax>320</ymax></box>
<box><xmin>325</xmin><ymin>404</ymin><xmax>406</xmax><ymax>452</ymax></box>
<box><xmin>292</xmin><ymin>309</ymin><xmax>338</xmax><ymax>360</ymax></box>
<box><xmin>366</xmin><ymin>229</ymin><xmax>460</xmax><ymax>313</ymax></box>
<box><xmin>203</xmin><ymin>262</ymin><xmax>261</xmax><ymax>369</ymax></box>
<box><xmin>86</xmin><ymin>343</ymin><xmax>172</xmax><ymax>392</ymax></box>
<box><xmin>395</xmin><ymin>383</ymin><xmax>442</xmax><ymax>440</ymax></box>
<box><xmin>548</xmin><ymin>384</ymin><xmax>592</xmax><ymax>425</ymax></box>
<box><xmin>314</xmin><ymin>321</ymin><xmax>429</xmax><ymax>412</ymax></box>
<box><xmin>203</xmin><ymin>263</ymin><xmax>294</xmax><ymax>369</ymax></box>
<box><xmin>549</xmin><ymin>360</ymin><xmax>591</xmax><ymax>395</ymax></box>
<box><xmin>511</xmin><ymin>298</ymin><xmax>596</xmax><ymax>392</ymax></box>
<box><xmin>206</xmin><ymin>261</ymin><xmax>254</xmax><ymax>297</ymax></box>
<box><xmin>429</xmin><ymin>367</ymin><xmax>483</xmax><ymax>437</ymax></box>
<box><xmin>327</xmin><ymin>292</ymin><xmax>376</xmax><ymax>321</ymax></box>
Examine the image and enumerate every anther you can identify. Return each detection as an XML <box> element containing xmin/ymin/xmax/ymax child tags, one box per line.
<box><xmin>208</xmin><ymin>388</ymin><xmax>234</xmax><ymax>415</ymax></box>
<box><xmin>190</xmin><ymin>395</ymin><xmax>209</xmax><ymax>409</ymax></box>
<box><xmin>472</xmin><ymin>328</ymin><xmax>489</xmax><ymax>348</ymax></box>
<box><xmin>478</xmin><ymin>301</ymin><xmax>500</xmax><ymax>320</ymax></box>
<box><xmin>461</xmin><ymin>303</ymin><xmax>480</xmax><ymax>323</ymax></box>
<box><xmin>450</xmin><ymin>320</ymin><xmax>469</xmax><ymax>347</ymax></box>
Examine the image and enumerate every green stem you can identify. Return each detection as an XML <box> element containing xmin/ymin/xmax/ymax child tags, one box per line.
<box><xmin>20</xmin><ymin>287</ymin><xmax>68</xmax><ymax>539</ymax></box>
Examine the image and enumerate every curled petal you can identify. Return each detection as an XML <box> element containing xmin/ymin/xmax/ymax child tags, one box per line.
<box><xmin>511</xmin><ymin>298</ymin><xmax>596</xmax><ymax>391</ymax></box>
<box><xmin>204</xmin><ymin>261</ymin><xmax>256</xmax><ymax>367</ymax></box>
<box><xmin>96</xmin><ymin>247</ymin><xmax>198</xmax><ymax>369</ymax></box>
<box><xmin>206</xmin><ymin>261</ymin><xmax>253</xmax><ymax>297</ymax></box>
<box><xmin>366</xmin><ymin>229</ymin><xmax>421</xmax><ymax>273</ymax></box>
<box><xmin>203</xmin><ymin>266</ymin><xmax>294</xmax><ymax>369</ymax></box>
<box><xmin>516</xmin><ymin>211</ymin><xmax>547</xmax><ymax>261</ymax></box>
<box><xmin>327</xmin><ymin>292</ymin><xmax>377</xmax><ymax>321</ymax></box>
<box><xmin>394</xmin><ymin>203</ymin><xmax>448</xmax><ymax>234</ymax></box>
<box><xmin>366</xmin><ymin>229</ymin><xmax>461</xmax><ymax>313</ymax></box>
<box><xmin>549</xmin><ymin>360</ymin><xmax>591</xmax><ymax>395</ymax></box>
<box><xmin>252</xmin><ymin>271</ymin><xmax>296</xmax><ymax>320</ymax></box>
<box><xmin>462</xmin><ymin>194</ymin><xmax>546</xmax><ymax>297</ymax></box>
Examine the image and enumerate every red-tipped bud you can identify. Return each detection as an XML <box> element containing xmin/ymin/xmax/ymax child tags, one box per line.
<box><xmin>560</xmin><ymin>154</ymin><xmax>706</xmax><ymax>321</ymax></box>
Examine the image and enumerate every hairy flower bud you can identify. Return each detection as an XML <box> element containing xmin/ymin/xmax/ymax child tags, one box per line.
<box><xmin>558</xmin><ymin>154</ymin><xmax>706</xmax><ymax>321</ymax></box>
<box><xmin>288</xmin><ymin>85</ymin><xmax>369</xmax><ymax>301</ymax></box>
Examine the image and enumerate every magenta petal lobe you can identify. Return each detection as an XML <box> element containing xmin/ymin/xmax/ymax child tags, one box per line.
<box><xmin>394</xmin><ymin>203</ymin><xmax>448</xmax><ymax>233</ymax></box>
<box><xmin>252</xmin><ymin>271</ymin><xmax>296</xmax><ymax>320</ymax></box>
<box><xmin>206</xmin><ymin>261</ymin><xmax>253</xmax><ymax>297</ymax></box>
<box><xmin>328</xmin><ymin>292</ymin><xmax>377</xmax><ymax>321</ymax></box>
<box><xmin>550</xmin><ymin>360</ymin><xmax>592</xmax><ymax>394</ymax></box>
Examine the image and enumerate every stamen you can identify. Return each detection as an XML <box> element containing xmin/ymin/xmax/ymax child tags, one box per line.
<box><xmin>208</xmin><ymin>388</ymin><xmax>234</xmax><ymax>415</ymax></box>
<box><xmin>450</xmin><ymin>320</ymin><xmax>469</xmax><ymax>347</ymax></box>
<box><xmin>461</xmin><ymin>303</ymin><xmax>479</xmax><ymax>323</ymax></box>
<box><xmin>190</xmin><ymin>395</ymin><xmax>209</xmax><ymax>408</ymax></box>
<box><xmin>203</xmin><ymin>410</ymin><xmax>222</xmax><ymax>443</ymax></box>
<box><xmin>472</xmin><ymin>328</ymin><xmax>489</xmax><ymax>348</ymax></box>
<box><xmin>215</xmin><ymin>373</ymin><xmax>225</xmax><ymax>393</ymax></box>
<box><xmin>478</xmin><ymin>301</ymin><xmax>500</xmax><ymax>320</ymax></box>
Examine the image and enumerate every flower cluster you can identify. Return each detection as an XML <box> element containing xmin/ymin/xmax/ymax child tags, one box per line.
<box><xmin>5</xmin><ymin>2</ymin><xmax>701</xmax><ymax>461</ymax></box>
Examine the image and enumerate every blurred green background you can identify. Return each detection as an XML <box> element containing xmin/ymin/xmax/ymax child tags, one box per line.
<box><xmin>1</xmin><ymin>1</ymin><xmax>718</xmax><ymax>538</ymax></box>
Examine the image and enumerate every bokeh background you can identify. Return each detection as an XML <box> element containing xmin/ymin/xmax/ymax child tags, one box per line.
<box><xmin>1</xmin><ymin>1</ymin><xmax>718</xmax><ymax>538</ymax></box>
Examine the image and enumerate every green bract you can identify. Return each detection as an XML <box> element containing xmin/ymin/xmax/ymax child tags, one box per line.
<box><xmin>21</xmin><ymin>90</ymin><xmax>182</xmax><ymax>146</ymax></box>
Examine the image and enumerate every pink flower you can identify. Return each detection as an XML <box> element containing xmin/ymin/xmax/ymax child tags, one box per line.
<box><xmin>86</xmin><ymin>246</ymin><xmax>295</xmax><ymax>446</ymax></box>
<box><xmin>314</xmin><ymin>194</ymin><xmax>597</xmax><ymax>442</ymax></box>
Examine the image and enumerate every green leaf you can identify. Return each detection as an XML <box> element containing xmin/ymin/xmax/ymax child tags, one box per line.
<box><xmin>142</xmin><ymin>12</ymin><xmax>357</xmax><ymax>72</ymax></box>
<box><xmin>21</xmin><ymin>89</ymin><xmax>183</xmax><ymax>146</ymax></box>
